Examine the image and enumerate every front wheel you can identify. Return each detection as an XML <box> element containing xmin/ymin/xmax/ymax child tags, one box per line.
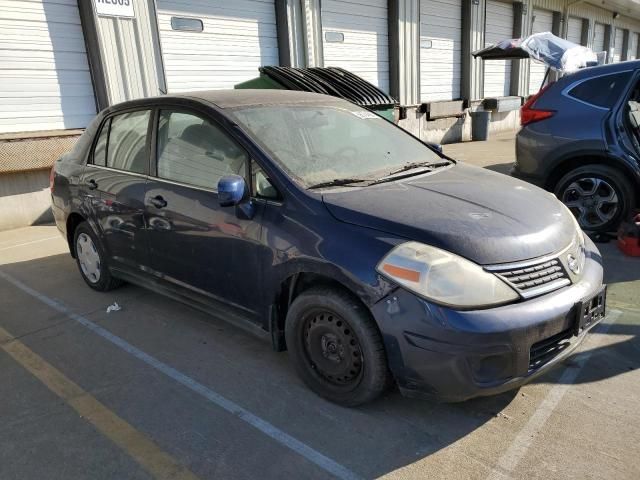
<box><xmin>554</xmin><ymin>165</ymin><xmax>635</xmax><ymax>233</ymax></box>
<box><xmin>285</xmin><ymin>286</ymin><xmax>391</xmax><ymax>406</ymax></box>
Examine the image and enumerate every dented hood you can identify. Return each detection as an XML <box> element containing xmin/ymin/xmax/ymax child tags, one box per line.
<box><xmin>322</xmin><ymin>163</ymin><xmax>576</xmax><ymax>265</ymax></box>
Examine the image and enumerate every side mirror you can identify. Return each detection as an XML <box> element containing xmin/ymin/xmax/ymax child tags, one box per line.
<box><xmin>218</xmin><ymin>175</ymin><xmax>248</xmax><ymax>207</ymax></box>
<box><xmin>426</xmin><ymin>142</ymin><xmax>443</xmax><ymax>153</ymax></box>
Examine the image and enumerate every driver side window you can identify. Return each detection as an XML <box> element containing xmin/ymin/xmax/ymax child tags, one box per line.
<box><xmin>156</xmin><ymin>110</ymin><xmax>247</xmax><ymax>190</ymax></box>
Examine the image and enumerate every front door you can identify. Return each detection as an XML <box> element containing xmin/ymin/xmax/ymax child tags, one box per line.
<box><xmin>144</xmin><ymin>108</ymin><xmax>263</xmax><ymax>321</ymax></box>
<box><xmin>81</xmin><ymin>109</ymin><xmax>152</xmax><ymax>272</ymax></box>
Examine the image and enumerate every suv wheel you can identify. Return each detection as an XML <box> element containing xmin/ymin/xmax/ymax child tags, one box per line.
<box><xmin>285</xmin><ymin>286</ymin><xmax>391</xmax><ymax>406</ymax></box>
<box><xmin>74</xmin><ymin>222</ymin><xmax>123</xmax><ymax>291</ymax></box>
<box><xmin>555</xmin><ymin>165</ymin><xmax>635</xmax><ymax>233</ymax></box>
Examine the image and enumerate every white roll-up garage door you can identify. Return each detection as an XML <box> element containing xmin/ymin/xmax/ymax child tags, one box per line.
<box><xmin>321</xmin><ymin>0</ymin><xmax>389</xmax><ymax>92</ymax></box>
<box><xmin>157</xmin><ymin>0</ymin><xmax>279</xmax><ymax>92</ymax></box>
<box><xmin>629</xmin><ymin>33</ymin><xmax>639</xmax><ymax>60</ymax></box>
<box><xmin>528</xmin><ymin>9</ymin><xmax>554</xmax><ymax>95</ymax></box>
<box><xmin>420</xmin><ymin>0</ymin><xmax>462</xmax><ymax>102</ymax></box>
<box><xmin>613</xmin><ymin>28</ymin><xmax>624</xmax><ymax>62</ymax></box>
<box><xmin>484</xmin><ymin>0</ymin><xmax>513</xmax><ymax>98</ymax></box>
<box><xmin>567</xmin><ymin>17</ymin><xmax>584</xmax><ymax>45</ymax></box>
<box><xmin>593</xmin><ymin>23</ymin><xmax>606</xmax><ymax>58</ymax></box>
<box><xmin>0</xmin><ymin>0</ymin><xmax>96</xmax><ymax>134</ymax></box>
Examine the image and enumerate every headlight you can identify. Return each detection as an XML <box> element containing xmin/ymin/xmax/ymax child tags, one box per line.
<box><xmin>376</xmin><ymin>242</ymin><xmax>519</xmax><ymax>309</ymax></box>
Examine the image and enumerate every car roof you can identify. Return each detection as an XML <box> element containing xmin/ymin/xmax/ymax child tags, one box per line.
<box><xmin>107</xmin><ymin>89</ymin><xmax>347</xmax><ymax>113</ymax></box>
<box><xmin>563</xmin><ymin>59</ymin><xmax>640</xmax><ymax>83</ymax></box>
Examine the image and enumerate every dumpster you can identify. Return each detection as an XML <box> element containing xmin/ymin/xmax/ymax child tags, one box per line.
<box><xmin>235</xmin><ymin>66</ymin><xmax>397</xmax><ymax>122</ymax></box>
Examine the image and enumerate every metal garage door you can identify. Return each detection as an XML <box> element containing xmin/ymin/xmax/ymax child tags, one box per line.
<box><xmin>592</xmin><ymin>22</ymin><xmax>606</xmax><ymax>58</ymax></box>
<box><xmin>567</xmin><ymin>17</ymin><xmax>584</xmax><ymax>45</ymax></box>
<box><xmin>528</xmin><ymin>9</ymin><xmax>554</xmax><ymax>95</ymax></box>
<box><xmin>484</xmin><ymin>0</ymin><xmax>513</xmax><ymax>98</ymax></box>
<box><xmin>420</xmin><ymin>0</ymin><xmax>462</xmax><ymax>102</ymax></box>
<box><xmin>321</xmin><ymin>0</ymin><xmax>389</xmax><ymax>93</ymax></box>
<box><xmin>613</xmin><ymin>28</ymin><xmax>624</xmax><ymax>62</ymax></box>
<box><xmin>0</xmin><ymin>0</ymin><xmax>95</xmax><ymax>134</ymax></box>
<box><xmin>630</xmin><ymin>32</ymin><xmax>639</xmax><ymax>60</ymax></box>
<box><xmin>157</xmin><ymin>0</ymin><xmax>279</xmax><ymax>92</ymax></box>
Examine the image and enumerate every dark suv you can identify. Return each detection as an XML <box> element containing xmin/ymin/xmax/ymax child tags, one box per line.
<box><xmin>514</xmin><ymin>61</ymin><xmax>640</xmax><ymax>233</ymax></box>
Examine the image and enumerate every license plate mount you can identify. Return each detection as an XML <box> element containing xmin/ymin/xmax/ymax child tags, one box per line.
<box><xmin>574</xmin><ymin>285</ymin><xmax>607</xmax><ymax>336</ymax></box>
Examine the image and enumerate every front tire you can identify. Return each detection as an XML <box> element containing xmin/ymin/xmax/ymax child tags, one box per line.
<box><xmin>73</xmin><ymin>222</ymin><xmax>122</xmax><ymax>292</ymax></box>
<box><xmin>285</xmin><ymin>286</ymin><xmax>391</xmax><ymax>406</ymax></box>
<box><xmin>554</xmin><ymin>165</ymin><xmax>635</xmax><ymax>233</ymax></box>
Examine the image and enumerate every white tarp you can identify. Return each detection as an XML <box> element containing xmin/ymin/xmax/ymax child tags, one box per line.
<box><xmin>522</xmin><ymin>32</ymin><xmax>598</xmax><ymax>73</ymax></box>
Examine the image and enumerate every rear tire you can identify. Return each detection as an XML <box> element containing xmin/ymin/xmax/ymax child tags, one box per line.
<box><xmin>73</xmin><ymin>222</ymin><xmax>123</xmax><ymax>292</ymax></box>
<box><xmin>554</xmin><ymin>165</ymin><xmax>635</xmax><ymax>233</ymax></box>
<box><xmin>285</xmin><ymin>286</ymin><xmax>391</xmax><ymax>406</ymax></box>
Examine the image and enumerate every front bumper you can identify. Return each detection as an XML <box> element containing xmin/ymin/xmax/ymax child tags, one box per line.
<box><xmin>371</xmin><ymin>236</ymin><xmax>605</xmax><ymax>402</ymax></box>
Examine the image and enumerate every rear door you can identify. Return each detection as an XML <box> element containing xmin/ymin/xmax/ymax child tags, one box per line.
<box><xmin>81</xmin><ymin>109</ymin><xmax>152</xmax><ymax>272</ymax></box>
<box><xmin>144</xmin><ymin>107</ymin><xmax>263</xmax><ymax>321</ymax></box>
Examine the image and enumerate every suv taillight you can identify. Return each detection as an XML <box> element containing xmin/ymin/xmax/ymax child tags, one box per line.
<box><xmin>49</xmin><ymin>166</ymin><xmax>55</xmax><ymax>193</ymax></box>
<box><xmin>521</xmin><ymin>82</ymin><xmax>556</xmax><ymax>126</ymax></box>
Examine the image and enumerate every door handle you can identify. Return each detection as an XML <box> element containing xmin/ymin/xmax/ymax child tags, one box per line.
<box><xmin>86</xmin><ymin>179</ymin><xmax>98</xmax><ymax>190</ymax></box>
<box><xmin>149</xmin><ymin>195</ymin><xmax>168</xmax><ymax>209</ymax></box>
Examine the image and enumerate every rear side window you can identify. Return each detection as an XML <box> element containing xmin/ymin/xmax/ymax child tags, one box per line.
<box><xmin>155</xmin><ymin>110</ymin><xmax>247</xmax><ymax>190</ymax></box>
<box><xmin>106</xmin><ymin>110</ymin><xmax>151</xmax><ymax>174</ymax></box>
<box><xmin>92</xmin><ymin>118</ymin><xmax>110</xmax><ymax>167</ymax></box>
<box><xmin>567</xmin><ymin>72</ymin><xmax>631</xmax><ymax>108</ymax></box>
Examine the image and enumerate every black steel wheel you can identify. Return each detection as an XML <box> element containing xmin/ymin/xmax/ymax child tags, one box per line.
<box><xmin>303</xmin><ymin>310</ymin><xmax>364</xmax><ymax>387</ymax></box>
<box><xmin>555</xmin><ymin>165</ymin><xmax>635</xmax><ymax>233</ymax></box>
<box><xmin>285</xmin><ymin>286</ymin><xmax>390</xmax><ymax>406</ymax></box>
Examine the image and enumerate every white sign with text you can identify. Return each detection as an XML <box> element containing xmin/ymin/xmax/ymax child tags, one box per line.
<box><xmin>94</xmin><ymin>0</ymin><xmax>135</xmax><ymax>18</ymax></box>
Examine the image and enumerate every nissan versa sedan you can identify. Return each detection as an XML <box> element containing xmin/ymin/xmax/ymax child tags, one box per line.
<box><xmin>51</xmin><ymin>90</ymin><xmax>607</xmax><ymax>406</ymax></box>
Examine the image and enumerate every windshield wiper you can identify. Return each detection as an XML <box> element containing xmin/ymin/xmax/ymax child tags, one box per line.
<box><xmin>307</xmin><ymin>178</ymin><xmax>371</xmax><ymax>190</ymax></box>
<box><xmin>369</xmin><ymin>161</ymin><xmax>451</xmax><ymax>186</ymax></box>
<box><xmin>384</xmin><ymin>160</ymin><xmax>451</xmax><ymax>178</ymax></box>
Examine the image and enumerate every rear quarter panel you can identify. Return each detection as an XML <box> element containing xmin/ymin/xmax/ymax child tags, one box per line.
<box><xmin>516</xmin><ymin>82</ymin><xmax>610</xmax><ymax>182</ymax></box>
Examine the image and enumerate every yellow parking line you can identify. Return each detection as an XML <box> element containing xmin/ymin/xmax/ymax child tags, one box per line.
<box><xmin>0</xmin><ymin>326</ymin><xmax>200</xmax><ymax>480</ymax></box>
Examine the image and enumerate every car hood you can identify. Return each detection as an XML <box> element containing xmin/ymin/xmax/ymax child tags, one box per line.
<box><xmin>322</xmin><ymin>163</ymin><xmax>576</xmax><ymax>265</ymax></box>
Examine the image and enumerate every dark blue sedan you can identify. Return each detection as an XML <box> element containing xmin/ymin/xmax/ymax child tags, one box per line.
<box><xmin>51</xmin><ymin>90</ymin><xmax>607</xmax><ymax>406</ymax></box>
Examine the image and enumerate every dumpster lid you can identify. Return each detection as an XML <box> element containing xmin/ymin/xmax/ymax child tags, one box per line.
<box><xmin>259</xmin><ymin>66</ymin><xmax>397</xmax><ymax>108</ymax></box>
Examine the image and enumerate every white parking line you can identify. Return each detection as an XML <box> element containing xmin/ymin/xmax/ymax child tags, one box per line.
<box><xmin>0</xmin><ymin>236</ymin><xmax>60</xmax><ymax>252</ymax></box>
<box><xmin>487</xmin><ymin>309</ymin><xmax>623</xmax><ymax>480</ymax></box>
<box><xmin>0</xmin><ymin>270</ymin><xmax>362</xmax><ymax>480</ymax></box>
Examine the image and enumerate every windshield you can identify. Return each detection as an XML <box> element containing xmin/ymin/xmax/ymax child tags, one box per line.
<box><xmin>231</xmin><ymin>103</ymin><xmax>445</xmax><ymax>187</ymax></box>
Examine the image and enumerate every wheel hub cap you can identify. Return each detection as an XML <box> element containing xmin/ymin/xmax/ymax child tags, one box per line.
<box><xmin>562</xmin><ymin>177</ymin><xmax>619</xmax><ymax>229</ymax></box>
<box><xmin>76</xmin><ymin>233</ymin><xmax>101</xmax><ymax>284</ymax></box>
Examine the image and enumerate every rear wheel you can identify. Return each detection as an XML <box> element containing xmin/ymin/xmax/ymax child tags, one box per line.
<box><xmin>285</xmin><ymin>286</ymin><xmax>391</xmax><ymax>406</ymax></box>
<box><xmin>74</xmin><ymin>222</ymin><xmax>122</xmax><ymax>291</ymax></box>
<box><xmin>554</xmin><ymin>165</ymin><xmax>635</xmax><ymax>233</ymax></box>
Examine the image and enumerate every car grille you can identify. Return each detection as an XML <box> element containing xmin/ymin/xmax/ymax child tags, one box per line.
<box><xmin>486</xmin><ymin>257</ymin><xmax>571</xmax><ymax>298</ymax></box>
<box><xmin>529</xmin><ymin>328</ymin><xmax>574</xmax><ymax>372</ymax></box>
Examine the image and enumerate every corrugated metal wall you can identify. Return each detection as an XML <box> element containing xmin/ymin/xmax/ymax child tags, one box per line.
<box><xmin>567</xmin><ymin>17</ymin><xmax>583</xmax><ymax>45</ymax></box>
<box><xmin>321</xmin><ymin>0</ymin><xmax>390</xmax><ymax>92</ymax></box>
<box><xmin>613</xmin><ymin>28</ymin><xmax>624</xmax><ymax>62</ymax></box>
<box><xmin>94</xmin><ymin>0</ymin><xmax>164</xmax><ymax>104</ymax></box>
<box><xmin>0</xmin><ymin>0</ymin><xmax>96</xmax><ymax>133</ymax></box>
<box><xmin>529</xmin><ymin>8</ymin><xmax>554</xmax><ymax>95</ymax></box>
<box><xmin>483</xmin><ymin>0</ymin><xmax>513</xmax><ymax>98</ymax></box>
<box><xmin>419</xmin><ymin>0</ymin><xmax>462</xmax><ymax>102</ymax></box>
<box><xmin>157</xmin><ymin>0</ymin><xmax>279</xmax><ymax>92</ymax></box>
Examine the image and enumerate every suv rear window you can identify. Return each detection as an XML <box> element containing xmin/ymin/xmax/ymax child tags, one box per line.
<box><xmin>567</xmin><ymin>72</ymin><xmax>631</xmax><ymax>108</ymax></box>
